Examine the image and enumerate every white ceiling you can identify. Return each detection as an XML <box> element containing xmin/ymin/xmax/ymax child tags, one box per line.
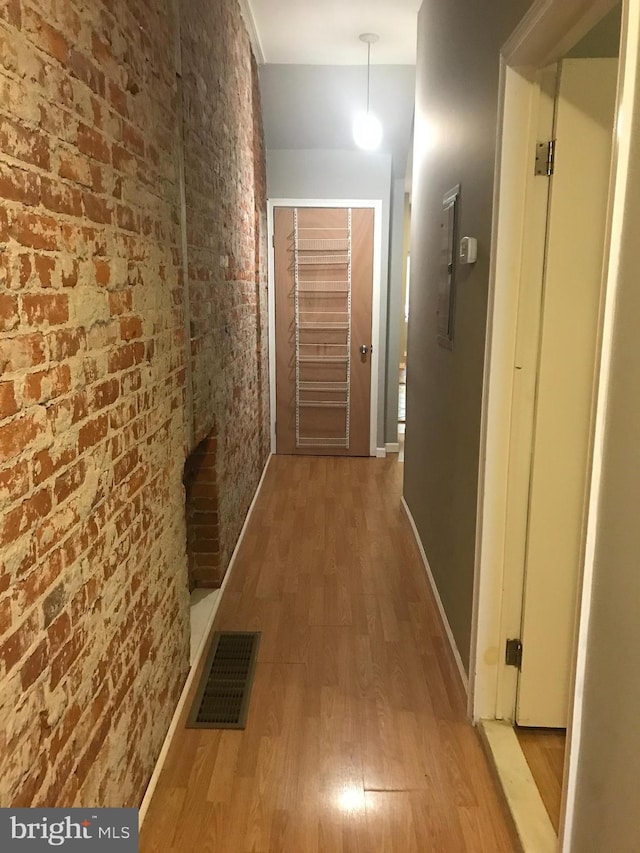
<box><xmin>243</xmin><ymin>0</ymin><xmax>421</xmax><ymax>65</ymax></box>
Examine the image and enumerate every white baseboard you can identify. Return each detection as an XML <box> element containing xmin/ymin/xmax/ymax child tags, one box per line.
<box><xmin>479</xmin><ymin>720</ymin><xmax>557</xmax><ymax>852</ymax></box>
<box><xmin>385</xmin><ymin>442</ymin><xmax>400</xmax><ymax>454</ymax></box>
<box><xmin>376</xmin><ymin>447</ymin><xmax>387</xmax><ymax>458</ymax></box>
<box><xmin>139</xmin><ymin>453</ymin><xmax>273</xmax><ymax>826</ymax></box>
<box><xmin>401</xmin><ymin>496</ymin><xmax>469</xmax><ymax>694</ymax></box>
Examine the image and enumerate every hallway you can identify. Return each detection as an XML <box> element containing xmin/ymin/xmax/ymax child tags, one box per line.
<box><xmin>140</xmin><ymin>456</ymin><xmax>516</xmax><ymax>851</ymax></box>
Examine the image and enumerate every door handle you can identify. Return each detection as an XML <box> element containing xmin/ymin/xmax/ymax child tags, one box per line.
<box><xmin>359</xmin><ymin>345</ymin><xmax>369</xmax><ymax>356</ymax></box>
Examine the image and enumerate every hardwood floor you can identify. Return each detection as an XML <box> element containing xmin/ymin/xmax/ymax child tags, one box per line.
<box><xmin>140</xmin><ymin>456</ymin><xmax>519</xmax><ymax>852</ymax></box>
<box><xmin>515</xmin><ymin>727</ymin><xmax>566</xmax><ymax>833</ymax></box>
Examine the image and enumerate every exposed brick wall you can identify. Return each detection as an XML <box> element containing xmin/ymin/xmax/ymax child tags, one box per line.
<box><xmin>0</xmin><ymin>0</ymin><xmax>267</xmax><ymax>809</ymax></box>
<box><xmin>0</xmin><ymin>0</ymin><xmax>189</xmax><ymax>809</ymax></box>
<box><xmin>184</xmin><ymin>433</ymin><xmax>219</xmax><ymax>588</ymax></box>
<box><xmin>182</xmin><ymin>0</ymin><xmax>270</xmax><ymax>578</ymax></box>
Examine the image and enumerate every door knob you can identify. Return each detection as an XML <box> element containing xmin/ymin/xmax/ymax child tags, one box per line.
<box><xmin>359</xmin><ymin>345</ymin><xmax>369</xmax><ymax>355</ymax></box>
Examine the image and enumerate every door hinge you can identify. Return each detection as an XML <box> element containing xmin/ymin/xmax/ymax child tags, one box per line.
<box><xmin>272</xmin><ymin>234</ymin><xmax>275</xmax><ymax>248</ymax></box>
<box><xmin>535</xmin><ymin>140</ymin><xmax>555</xmax><ymax>176</ymax></box>
<box><xmin>505</xmin><ymin>638</ymin><xmax>523</xmax><ymax>669</ymax></box>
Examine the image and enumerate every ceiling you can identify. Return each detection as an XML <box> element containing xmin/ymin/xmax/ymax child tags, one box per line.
<box><xmin>242</xmin><ymin>0</ymin><xmax>421</xmax><ymax>65</ymax></box>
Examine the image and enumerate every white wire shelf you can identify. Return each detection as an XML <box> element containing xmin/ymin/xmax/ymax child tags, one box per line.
<box><xmin>296</xmin><ymin>437</ymin><xmax>349</xmax><ymax>448</ymax></box>
<box><xmin>298</xmin><ymin>382</ymin><xmax>349</xmax><ymax>391</ymax></box>
<box><xmin>298</xmin><ymin>401</ymin><xmax>348</xmax><ymax>409</ymax></box>
<box><xmin>297</xmin><ymin>255</ymin><xmax>349</xmax><ymax>266</ymax></box>
<box><xmin>297</xmin><ymin>238</ymin><xmax>349</xmax><ymax>251</ymax></box>
<box><xmin>298</xmin><ymin>355</ymin><xmax>349</xmax><ymax>363</ymax></box>
<box><xmin>298</xmin><ymin>322</ymin><xmax>349</xmax><ymax>330</ymax></box>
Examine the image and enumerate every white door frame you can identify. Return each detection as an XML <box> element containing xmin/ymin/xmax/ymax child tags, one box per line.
<box><xmin>470</xmin><ymin>0</ymin><xmax>636</xmax><ymax>846</ymax></box>
<box><xmin>267</xmin><ymin>198</ymin><xmax>383</xmax><ymax>457</ymax></box>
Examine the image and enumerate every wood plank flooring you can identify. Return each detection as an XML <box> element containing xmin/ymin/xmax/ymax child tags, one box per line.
<box><xmin>515</xmin><ymin>727</ymin><xmax>566</xmax><ymax>833</ymax></box>
<box><xmin>140</xmin><ymin>456</ymin><xmax>518</xmax><ymax>852</ymax></box>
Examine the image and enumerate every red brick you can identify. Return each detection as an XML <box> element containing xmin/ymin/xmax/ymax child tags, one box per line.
<box><xmin>0</xmin><ymin>116</ymin><xmax>50</xmax><ymax>170</ymax></box>
<box><xmin>0</xmin><ymin>162</ymin><xmax>40</xmax><ymax>206</ymax></box>
<box><xmin>108</xmin><ymin>291</ymin><xmax>132</xmax><ymax>315</ymax></box>
<box><xmin>20</xmin><ymin>639</ymin><xmax>48</xmax><ymax>689</ymax></box>
<box><xmin>78</xmin><ymin>413</ymin><xmax>108</xmax><ymax>452</ymax></box>
<box><xmin>58</xmin><ymin>152</ymin><xmax>93</xmax><ymax>188</ymax></box>
<box><xmin>116</xmin><ymin>204</ymin><xmax>138</xmax><ymax>232</ymax></box>
<box><xmin>61</xmin><ymin>258</ymin><xmax>79</xmax><ymax>288</ymax></box>
<box><xmin>24</xmin><ymin>8</ymin><xmax>69</xmax><ymax>64</ymax></box>
<box><xmin>21</xmin><ymin>292</ymin><xmax>69</xmax><ymax>326</ymax></box>
<box><xmin>0</xmin><ymin>612</ymin><xmax>40</xmax><ymax>676</ymax></box>
<box><xmin>49</xmin><ymin>626</ymin><xmax>86</xmax><ymax>690</ymax></box>
<box><xmin>108</xmin><ymin>81</ymin><xmax>128</xmax><ymax>118</ymax></box>
<box><xmin>22</xmin><ymin>365</ymin><xmax>71</xmax><ymax>404</ymax></box>
<box><xmin>0</xmin><ymin>293</ymin><xmax>19</xmax><ymax>331</ymax></box>
<box><xmin>47</xmin><ymin>327</ymin><xmax>86</xmax><ymax>360</ymax></box>
<box><xmin>94</xmin><ymin>258</ymin><xmax>110</xmax><ymax>286</ymax></box>
<box><xmin>18</xmin><ymin>549</ymin><xmax>64</xmax><ymax>609</ymax></box>
<box><xmin>114</xmin><ymin>448</ymin><xmax>139</xmax><ymax>485</ymax></box>
<box><xmin>70</xmin><ymin>48</ymin><xmax>105</xmax><ymax>97</ymax></box>
<box><xmin>0</xmin><ymin>412</ymin><xmax>46</xmax><ymax>463</ymax></box>
<box><xmin>33</xmin><ymin>444</ymin><xmax>77</xmax><ymax>486</ymax></box>
<box><xmin>0</xmin><ymin>382</ymin><xmax>18</xmax><ymax>419</ymax></box>
<box><xmin>0</xmin><ymin>333</ymin><xmax>46</xmax><ymax>372</ymax></box>
<box><xmin>0</xmin><ymin>458</ymin><xmax>29</xmax><ymax>504</ymax></box>
<box><xmin>41</xmin><ymin>177</ymin><xmax>83</xmax><ymax>217</ymax></box>
<box><xmin>47</xmin><ymin>391</ymin><xmax>88</xmax><ymax>435</ymax></box>
<box><xmin>0</xmin><ymin>0</ymin><xmax>21</xmax><ymax>28</ymax></box>
<box><xmin>0</xmin><ymin>595</ymin><xmax>11</xmax><ymax>636</ymax></box>
<box><xmin>1</xmin><ymin>486</ymin><xmax>52</xmax><ymax>545</ymax></box>
<box><xmin>36</xmin><ymin>504</ymin><xmax>80</xmax><ymax>555</ymax></box>
<box><xmin>54</xmin><ymin>459</ymin><xmax>85</xmax><ymax>504</ymax></box>
<box><xmin>34</xmin><ymin>255</ymin><xmax>55</xmax><ymax>287</ymax></box>
<box><xmin>119</xmin><ymin>316</ymin><xmax>142</xmax><ymax>341</ymax></box>
<box><xmin>47</xmin><ymin>610</ymin><xmax>71</xmax><ymax>657</ymax></box>
<box><xmin>93</xmin><ymin>378</ymin><xmax>119</xmax><ymax>410</ymax></box>
<box><xmin>77</xmin><ymin>123</ymin><xmax>110</xmax><ymax>163</ymax></box>
<box><xmin>83</xmin><ymin>192</ymin><xmax>112</xmax><ymax>224</ymax></box>
<box><xmin>10</xmin><ymin>211</ymin><xmax>59</xmax><ymax>250</ymax></box>
<box><xmin>123</xmin><ymin>122</ymin><xmax>144</xmax><ymax>157</ymax></box>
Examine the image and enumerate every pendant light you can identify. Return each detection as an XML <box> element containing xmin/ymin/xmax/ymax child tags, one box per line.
<box><xmin>353</xmin><ymin>33</ymin><xmax>383</xmax><ymax>151</ymax></box>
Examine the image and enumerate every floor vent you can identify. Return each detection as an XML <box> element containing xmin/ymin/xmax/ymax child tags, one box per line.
<box><xmin>187</xmin><ymin>631</ymin><xmax>261</xmax><ymax>729</ymax></box>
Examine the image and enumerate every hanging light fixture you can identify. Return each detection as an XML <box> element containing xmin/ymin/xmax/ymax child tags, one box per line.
<box><xmin>353</xmin><ymin>33</ymin><xmax>383</xmax><ymax>151</ymax></box>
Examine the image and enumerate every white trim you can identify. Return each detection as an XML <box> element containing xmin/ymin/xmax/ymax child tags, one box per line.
<box><xmin>237</xmin><ymin>0</ymin><xmax>265</xmax><ymax>64</ymax></box>
<box><xmin>472</xmin><ymin>0</ymin><xmax>632</xmax><ymax>850</ymax></box>
<box><xmin>561</xmin><ymin>3</ymin><xmax>639</xmax><ymax>847</ymax></box>
<box><xmin>401</xmin><ymin>496</ymin><xmax>469</xmax><ymax>694</ymax></box>
<box><xmin>471</xmin><ymin>60</ymin><xmax>539</xmax><ymax>723</ymax></box>
<box><xmin>138</xmin><ymin>453</ymin><xmax>273</xmax><ymax>827</ymax></box>
<box><xmin>267</xmin><ymin>198</ymin><xmax>383</xmax><ymax>457</ymax></box>
<box><xmin>479</xmin><ymin>720</ymin><xmax>557</xmax><ymax>853</ymax></box>
<box><xmin>376</xmin><ymin>447</ymin><xmax>387</xmax><ymax>458</ymax></box>
<box><xmin>385</xmin><ymin>442</ymin><xmax>400</xmax><ymax>454</ymax></box>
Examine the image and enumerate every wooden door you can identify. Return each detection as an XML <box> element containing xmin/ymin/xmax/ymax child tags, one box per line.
<box><xmin>274</xmin><ymin>207</ymin><xmax>374</xmax><ymax>456</ymax></box>
<box><xmin>516</xmin><ymin>59</ymin><xmax>618</xmax><ymax>726</ymax></box>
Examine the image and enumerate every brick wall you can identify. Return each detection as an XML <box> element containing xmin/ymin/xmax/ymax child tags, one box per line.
<box><xmin>0</xmin><ymin>0</ymin><xmax>268</xmax><ymax>808</ymax></box>
<box><xmin>182</xmin><ymin>0</ymin><xmax>270</xmax><ymax>580</ymax></box>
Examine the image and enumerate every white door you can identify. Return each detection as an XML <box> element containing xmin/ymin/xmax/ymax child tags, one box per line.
<box><xmin>516</xmin><ymin>59</ymin><xmax>618</xmax><ymax>726</ymax></box>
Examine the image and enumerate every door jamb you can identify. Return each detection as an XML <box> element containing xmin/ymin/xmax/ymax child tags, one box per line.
<box><xmin>469</xmin><ymin>0</ymin><xmax>628</xmax><ymax>848</ymax></box>
<box><xmin>267</xmin><ymin>198</ymin><xmax>383</xmax><ymax>457</ymax></box>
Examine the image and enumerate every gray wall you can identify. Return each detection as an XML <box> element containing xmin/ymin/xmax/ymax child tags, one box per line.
<box><xmin>267</xmin><ymin>148</ymin><xmax>394</xmax><ymax>449</ymax></box>
<box><xmin>404</xmin><ymin>0</ymin><xmax>531</xmax><ymax>669</ymax></box>
<box><xmin>569</xmin><ymin>16</ymin><xmax>640</xmax><ymax>849</ymax></box>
